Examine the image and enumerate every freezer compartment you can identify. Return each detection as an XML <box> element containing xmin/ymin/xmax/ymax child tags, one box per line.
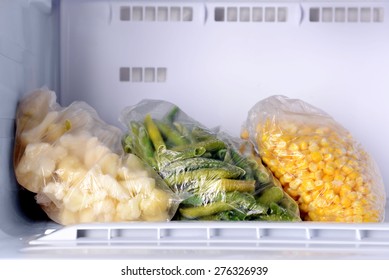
<box><xmin>1</xmin><ymin>0</ymin><xmax>389</xmax><ymax>258</ymax></box>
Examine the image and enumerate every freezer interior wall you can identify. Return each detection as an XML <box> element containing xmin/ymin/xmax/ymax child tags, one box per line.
<box><xmin>1</xmin><ymin>0</ymin><xmax>389</xmax><ymax>238</ymax></box>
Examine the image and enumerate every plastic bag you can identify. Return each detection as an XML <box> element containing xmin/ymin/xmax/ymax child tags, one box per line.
<box><xmin>120</xmin><ymin>99</ymin><xmax>301</xmax><ymax>221</ymax></box>
<box><xmin>14</xmin><ymin>89</ymin><xmax>180</xmax><ymax>225</ymax></box>
<box><xmin>243</xmin><ymin>95</ymin><xmax>386</xmax><ymax>222</ymax></box>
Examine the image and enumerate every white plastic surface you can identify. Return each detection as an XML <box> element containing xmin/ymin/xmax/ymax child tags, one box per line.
<box><xmin>1</xmin><ymin>0</ymin><xmax>389</xmax><ymax>259</ymax></box>
<box><xmin>21</xmin><ymin>219</ymin><xmax>389</xmax><ymax>259</ymax></box>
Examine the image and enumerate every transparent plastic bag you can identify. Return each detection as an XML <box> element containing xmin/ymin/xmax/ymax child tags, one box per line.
<box><xmin>243</xmin><ymin>95</ymin><xmax>386</xmax><ymax>222</ymax></box>
<box><xmin>120</xmin><ymin>99</ymin><xmax>301</xmax><ymax>221</ymax></box>
<box><xmin>14</xmin><ymin>89</ymin><xmax>179</xmax><ymax>225</ymax></box>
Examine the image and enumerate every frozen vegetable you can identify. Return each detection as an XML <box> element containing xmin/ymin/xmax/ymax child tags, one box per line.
<box><xmin>120</xmin><ymin>100</ymin><xmax>301</xmax><ymax>222</ymax></box>
<box><xmin>14</xmin><ymin>89</ymin><xmax>179</xmax><ymax>225</ymax></box>
<box><xmin>243</xmin><ymin>95</ymin><xmax>386</xmax><ymax>222</ymax></box>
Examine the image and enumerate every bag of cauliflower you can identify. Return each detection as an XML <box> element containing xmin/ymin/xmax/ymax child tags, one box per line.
<box><xmin>243</xmin><ymin>95</ymin><xmax>386</xmax><ymax>222</ymax></box>
<box><xmin>120</xmin><ymin>99</ymin><xmax>301</xmax><ymax>222</ymax></box>
<box><xmin>14</xmin><ymin>89</ymin><xmax>180</xmax><ymax>225</ymax></box>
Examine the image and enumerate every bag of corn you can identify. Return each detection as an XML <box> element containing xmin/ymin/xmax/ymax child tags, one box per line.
<box><xmin>243</xmin><ymin>95</ymin><xmax>386</xmax><ymax>222</ymax></box>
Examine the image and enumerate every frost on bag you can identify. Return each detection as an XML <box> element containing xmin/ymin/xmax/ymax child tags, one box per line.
<box><xmin>243</xmin><ymin>95</ymin><xmax>386</xmax><ymax>222</ymax></box>
<box><xmin>14</xmin><ymin>89</ymin><xmax>179</xmax><ymax>225</ymax></box>
<box><xmin>120</xmin><ymin>100</ymin><xmax>301</xmax><ymax>221</ymax></box>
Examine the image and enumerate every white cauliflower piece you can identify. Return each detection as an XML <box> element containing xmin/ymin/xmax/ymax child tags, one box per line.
<box><xmin>42</xmin><ymin>181</ymin><xmax>68</xmax><ymax>207</ymax></box>
<box><xmin>93</xmin><ymin>198</ymin><xmax>116</xmax><ymax>222</ymax></box>
<box><xmin>126</xmin><ymin>154</ymin><xmax>146</xmax><ymax>170</ymax></box>
<box><xmin>63</xmin><ymin>187</ymin><xmax>86</xmax><ymax>213</ymax></box>
<box><xmin>102</xmin><ymin>175</ymin><xmax>130</xmax><ymax>201</ymax></box>
<box><xmin>58</xmin><ymin>132</ymin><xmax>91</xmax><ymax>161</ymax></box>
<box><xmin>97</xmin><ymin>152</ymin><xmax>120</xmax><ymax>177</ymax></box>
<box><xmin>120</xmin><ymin>177</ymin><xmax>155</xmax><ymax>197</ymax></box>
<box><xmin>54</xmin><ymin>155</ymin><xmax>87</xmax><ymax>185</ymax></box>
<box><xmin>140</xmin><ymin>188</ymin><xmax>170</xmax><ymax>221</ymax></box>
<box><xmin>116</xmin><ymin>197</ymin><xmax>141</xmax><ymax>221</ymax></box>
<box><xmin>15</xmin><ymin>142</ymin><xmax>67</xmax><ymax>192</ymax></box>
<box><xmin>16</xmin><ymin>90</ymin><xmax>56</xmax><ymax>132</ymax></box>
<box><xmin>116</xmin><ymin>167</ymin><xmax>149</xmax><ymax>181</ymax></box>
<box><xmin>20</xmin><ymin>111</ymin><xmax>59</xmax><ymax>145</ymax></box>
<box><xmin>84</xmin><ymin>137</ymin><xmax>111</xmax><ymax>169</ymax></box>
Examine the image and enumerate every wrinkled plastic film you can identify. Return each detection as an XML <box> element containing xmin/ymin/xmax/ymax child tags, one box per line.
<box><xmin>120</xmin><ymin>99</ymin><xmax>301</xmax><ymax>221</ymax></box>
<box><xmin>243</xmin><ymin>95</ymin><xmax>386</xmax><ymax>222</ymax></box>
<box><xmin>14</xmin><ymin>90</ymin><xmax>180</xmax><ymax>225</ymax></box>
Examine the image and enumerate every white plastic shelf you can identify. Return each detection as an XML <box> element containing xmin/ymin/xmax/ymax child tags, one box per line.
<box><xmin>23</xmin><ymin>221</ymin><xmax>389</xmax><ymax>259</ymax></box>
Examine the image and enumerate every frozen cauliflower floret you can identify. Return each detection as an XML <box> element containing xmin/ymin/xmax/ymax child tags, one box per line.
<box><xmin>116</xmin><ymin>197</ymin><xmax>142</xmax><ymax>221</ymax></box>
<box><xmin>140</xmin><ymin>188</ymin><xmax>170</xmax><ymax>219</ymax></box>
<box><xmin>117</xmin><ymin>166</ymin><xmax>149</xmax><ymax>181</ymax></box>
<box><xmin>43</xmin><ymin>181</ymin><xmax>68</xmax><ymax>207</ymax></box>
<box><xmin>59</xmin><ymin>132</ymin><xmax>92</xmax><ymax>161</ymax></box>
<box><xmin>93</xmin><ymin>198</ymin><xmax>116</xmax><ymax>222</ymax></box>
<box><xmin>99</xmin><ymin>173</ymin><xmax>130</xmax><ymax>201</ymax></box>
<box><xmin>97</xmin><ymin>152</ymin><xmax>120</xmax><ymax>177</ymax></box>
<box><xmin>126</xmin><ymin>153</ymin><xmax>146</xmax><ymax>170</ymax></box>
<box><xmin>16</xmin><ymin>90</ymin><xmax>56</xmax><ymax>131</ymax></box>
<box><xmin>63</xmin><ymin>187</ymin><xmax>86</xmax><ymax>213</ymax></box>
<box><xmin>54</xmin><ymin>155</ymin><xmax>88</xmax><ymax>185</ymax></box>
<box><xmin>84</xmin><ymin>137</ymin><xmax>111</xmax><ymax>169</ymax></box>
<box><xmin>20</xmin><ymin>111</ymin><xmax>59</xmax><ymax>146</ymax></box>
<box><xmin>121</xmin><ymin>177</ymin><xmax>155</xmax><ymax>197</ymax></box>
<box><xmin>15</xmin><ymin>143</ymin><xmax>67</xmax><ymax>192</ymax></box>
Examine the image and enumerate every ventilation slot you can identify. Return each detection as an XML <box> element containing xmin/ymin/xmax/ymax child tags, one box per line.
<box><xmin>309</xmin><ymin>7</ymin><xmax>384</xmax><ymax>23</ymax></box>
<box><xmin>215</xmin><ymin>6</ymin><xmax>288</xmax><ymax>22</ymax></box>
<box><xmin>120</xmin><ymin>67</ymin><xmax>167</xmax><ymax>83</ymax></box>
<box><xmin>120</xmin><ymin>6</ymin><xmax>193</xmax><ymax>22</ymax></box>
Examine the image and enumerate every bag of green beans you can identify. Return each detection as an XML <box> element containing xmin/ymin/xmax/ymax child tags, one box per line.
<box><xmin>120</xmin><ymin>99</ymin><xmax>301</xmax><ymax>221</ymax></box>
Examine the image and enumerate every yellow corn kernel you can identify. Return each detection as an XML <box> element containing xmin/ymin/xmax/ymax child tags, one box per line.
<box><xmin>339</xmin><ymin>184</ymin><xmax>352</xmax><ymax>198</ymax></box>
<box><xmin>355</xmin><ymin>176</ymin><xmax>364</xmax><ymax>187</ymax></box>
<box><xmin>334</xmin><ymin>148</ymin><xmax>345</xmax><ymax>156</ymax></box>
<box><xmin>310</xmin><ymin>151</ymin><xmax>323</xmax><ymax>162</ymax></box>
<box><xmin>348</xmin><ymin>191</ymin><xmax>358</xmax><ymax>201</ymax></box>
<box><xmin>323</xmin><ymin>153</ymin><xmax>334</xmax><ymax>161</ymax></box>
<box><xmin>314</xmin><ymin>180</ymin><xmax>324</xmax><ymax>187</ymax></box>
<box><xmin>334</xmin><ymin>173</ymin><xmax>345</xmax><ymax>183</ymax></box>
<box><xmin>322</xmin><ymin>175</ymin><xmax>333</xmax><ymax>183</ymax></box>
<box><xmin>309</xmin><ymin>143</ymin><xmax>320</xmax><ymax>152</ymax></box>
<box><xmin>288</xmin><ymin>142</ymin><xmax>299</xmax><ymax>151</ymax></box>
<box><xmin>323</xmin><ymin>163</ymin><xmax>335</xmax><ymax>176</ymax></box>
<box><xmin>341</xmin><ymin>165</ymin><xmax>353</xmax><ymax>175</ymax></box>
<box><xmin>301</xmin><ymin>180</ymin><xmax>315</xmax><ymax>191</ymax></box>
<box><xmin>314</xmin><ymin>170</ymin><xmax>323</xmax><ymax>180</ymax></box>
<box><xmin>301</xmin><ymin>193</ymin><xmax>312</xmax><ymax>204</ymax></box>
<box><xmin>296</xmin><ymin>159</ymin><xmax>309</xmax><ymax>169</ymax></box>
<box><xmin>347</xmin><ymin>171</ymin><xmax>359</xmax><ymax>180</ymax></box>
<box><xmin>317</xmin><ymin>161</ymin><xmax>326</xmax><ymax>170</ymax></box>
<box><xmin>308</xmin><ymin>162</ymin><xmax>318</xmax><ymax>172</ymax></box>
<box><xmin>299</xmin><ymin>141</ymin><xmax>308</xmax><ymax>151</ymax></box>
<box><xmin>282</xmin><ymin>173</ymin><xmax>294</xmax><ymax>183</ymax></box>
<box><xmin>289</xmin><ymin>178</ymin><xmax>302</xmax><ymax>189</ymax></box>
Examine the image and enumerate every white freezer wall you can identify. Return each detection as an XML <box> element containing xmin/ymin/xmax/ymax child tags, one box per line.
<box><xmin>0</xmin><ymin>0</ymin><xmax>60</xmax><ymax>238</ymax></box>
<box><xmin>60</xmin><ymin>0</ymin><xmax>389</xmax><ymax>187</ymax></box>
